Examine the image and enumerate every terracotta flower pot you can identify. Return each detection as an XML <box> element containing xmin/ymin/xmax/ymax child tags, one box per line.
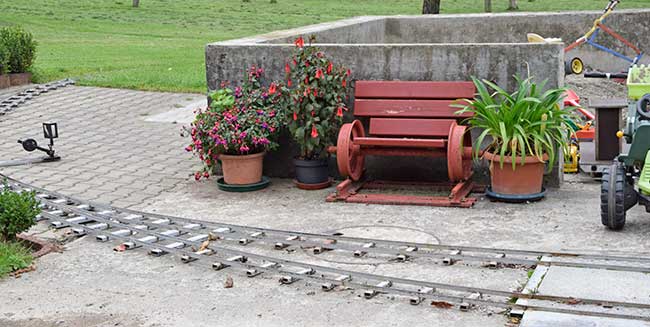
<box><xmin>484</xmin><ymin>152</ymin><xmax>548</xmax><ymax>195</ymax></box>
<box><xmin>0</xmin><ymin>74</ymin><xmax>10</xmax><ymax>89</ymax></box>
<box><xmin>219</xmin><ymin>152</ymin><xmax>265</xmax><ymax>185</ymax></box>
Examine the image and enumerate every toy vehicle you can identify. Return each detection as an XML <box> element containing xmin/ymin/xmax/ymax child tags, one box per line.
<box><xmin>600</xmin><ymin>65</ymin><xmax>650</xmax><ymax>230</ymax></box>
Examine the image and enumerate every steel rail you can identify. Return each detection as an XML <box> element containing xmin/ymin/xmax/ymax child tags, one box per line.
<box><xmin>3</xmin><ymin>175</ymin><xmax>650</xmax><ymax>272</ymax></box>
<box><xmin>33</xmin><ymin>196</ymin><xmax>650</xmax><ymax>312</ymax></box>
<box><xmin>36</xmin><ymin>206</ymin><xmax>650</xmax><ymax>322</ymax></box>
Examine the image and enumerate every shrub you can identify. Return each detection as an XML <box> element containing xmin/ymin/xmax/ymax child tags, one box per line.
<box><xmin>0</xmin><ymin>46</ymin><xmax>9</xmax><ymax>75</ymax></box>
<box><xmin>0</xmin><ymin>182</ymin><xmax>40</xmax><ymax>242</ymax></box>
<box><xmin>0</xmin><ymin>26</ymin><xmax>37</xmax><ymax>74</ymax></box>
<box><xmin>184</xmin><ymin>66</ymin><xmax>285</xmax><ymax>180</ymax></box>
<box><xmin>280</xmin><ymin>36</ymin><xmax>350</xmax><ymax>159</ymax></box>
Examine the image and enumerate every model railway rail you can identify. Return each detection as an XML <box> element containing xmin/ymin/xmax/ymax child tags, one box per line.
<box><xmin>2</xmin><ymin>175</ymin><xmax>650</xmax><ymax>273</ymax></box>
<box><xmin>0</xmin><ymin>79</ymin><xmax>75</xmax><ymax>115</ymax></box>
<box><xmin>3</xmin><ymin>177</ymin><xmax>650</xmax><ymax>321</ymax></box>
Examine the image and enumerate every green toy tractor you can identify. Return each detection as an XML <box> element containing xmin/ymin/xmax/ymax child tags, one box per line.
<box><xmin>601</xmin><ymin>65</ymin><xmax>650</xmax><ymax>230</ymax></box>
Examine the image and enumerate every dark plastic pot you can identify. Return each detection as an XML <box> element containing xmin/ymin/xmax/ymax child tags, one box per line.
<box><xmin>294</xmin><ymin>158</ymin><xmax>329</xmax><ymax>184</ymax></box>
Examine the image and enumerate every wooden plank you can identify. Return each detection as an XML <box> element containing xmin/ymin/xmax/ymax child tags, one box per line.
<box><xmin>354</xmin><ymin>137</ymin><xmax>446</xmax><ymax>148</ymax></box>
<box><xmin>369</xmin><ymin>118</ymin><xmax>454</xmax><ymax>137</ymax></box>
<box><xmin>354</xmin><ymin>99</ymin><xmax>472</xmax><ymax>118</ymax></box>
<box><xmin>354</xmin><ymin>81</ymin><xmax>475</xmax><ymax>100</ymax></box>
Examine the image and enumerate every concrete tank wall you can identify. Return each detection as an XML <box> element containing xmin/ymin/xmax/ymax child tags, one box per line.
<box><xmin>382</xmin><ymin>10</ymin><xmax>650</xmax><ymax>72</ymax></box>
<box><xmin>205</xmin><ymin>14</ymin><xmax>574</xmax><ymax>187</ymax></box>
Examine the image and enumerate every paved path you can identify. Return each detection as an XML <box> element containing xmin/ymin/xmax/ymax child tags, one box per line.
<box><xmin>0</xmin><ymin>86</ymin><xmax>204</xmax><ymax>208</ymax></box>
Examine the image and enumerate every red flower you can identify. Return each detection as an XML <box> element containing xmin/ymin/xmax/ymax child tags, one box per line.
<box><xmin>313</xmin><ymin>89</ymin><xmax>318</xmax><ymax>97</ymax></box>
<box><xmin>285</xmin><ymin>63</ymin><xmax>291</xmax><ymax>74</ymax></box>
<box><xmin>327</xmin><ymin>62</ymin><xmax>333</xmax><ymax>74</ymax></box>
<box><xmin>203</xmin><ymin>171</ymin><xmax>209</xmax><ymax>178</ymax></box>
<box><xmin>194</xmin><ymin>172</ymin><xmax>201</xmax><ymax>181</ymax></box>
<box><xmin>347</xmin><ymin>69</ymin><xmax>351</xmax><ymax>77</ymax></box>
<box><xmin>311</xmin><ymin>125</ymin><xmax>318</xmax><ymax>138</ymax></box>
<box><xmin>342</xmin><ymin>79</ymin><xmax>347</xmax><ymax>87</ymax></box>
<box><xmin>315</xmin><ymin>69</ymin><xmax>323</xmax><ymax>79</ymax></box>
<box><xmin>294</xmin><ymin>36</ymin><xmax>305</xmax><ymax>48</ymax></box>
<box><xmin>287</xmin><ymin>79</ymin><xmax>292</xmax><ymax>87</ymax></box>
<box><xmin>268</xmin><ymin>83</ymin><xmax>277</xmax><ymax>95</ymax></box>
<box><xmin>304</xmin><ymin>76</ymin><xmax>309</xmax><ymax>84</ymax></box>
<box><xmin>336</xmin><ymin>107</ymin><xmax>343</xmax><ymax>117</ymax></box>
<box><xmin>293</xmin><ymin>111</ymin><xmax>297</xmax><ymax>121</ymax></box>
<box><xmin>185</xmin><ymin>145</ymin><xmax>193</xmax><ymax>152</ymax></box>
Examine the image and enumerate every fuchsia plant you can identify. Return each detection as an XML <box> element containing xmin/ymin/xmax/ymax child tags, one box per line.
<box><xmin>281</xmin><ymin>36</ymin><xmax>351</xmax><ymax>160</ymax></box>
<box><xmin>185</xmin><ymin>66</ymin><xmax>284</xmax><ymax>180</ymax></box>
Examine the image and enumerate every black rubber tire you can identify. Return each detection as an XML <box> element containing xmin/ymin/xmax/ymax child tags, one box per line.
<box><xmin>565</xmin><ymin>57</ymin><xmax>584</xmax><ymax>75</ymax></box>
<box><xmin>601</xmin><ymin>163</ymin><xmax>636</xmax><ymax>230</ymax></box>
<box><xmin>636</xmin><ymin>93</ymin><xmax>650</xmax><ymax>120</ymax></box>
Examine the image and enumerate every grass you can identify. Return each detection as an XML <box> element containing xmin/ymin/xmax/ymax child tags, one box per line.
<box><xmin>0</xmin><ymin>0</ymin><xmax>648</xmax><ymax>93</ymax></box>
<box><xmin>0</xmin><ymin>241</ymin><xmax>32</xmax><ymax>278</ymax></box>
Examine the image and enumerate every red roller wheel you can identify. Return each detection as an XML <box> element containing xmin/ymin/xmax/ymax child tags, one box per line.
<box><xmin>447</xmin><ymin>123</ymin><xmax>473</xmax><ymax>182</ymax></box>
<box><xmin>336</xmin><ymin>120</ymin><xmax>365</xmax><ymax>181</ymax></box>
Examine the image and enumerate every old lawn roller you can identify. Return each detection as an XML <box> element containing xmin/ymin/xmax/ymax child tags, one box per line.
<box><xmin>326</xmin><ymin>81</ymin><xmax>481</xmax><ymax>207</ymax></box>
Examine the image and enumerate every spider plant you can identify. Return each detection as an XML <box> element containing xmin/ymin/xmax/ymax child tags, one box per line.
<box><xmin>454</xmin><ymin>76</ymin><xmax>575</xmax><ymax>171</ymax></box>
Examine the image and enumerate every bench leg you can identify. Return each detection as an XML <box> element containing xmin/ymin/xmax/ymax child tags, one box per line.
<box><xmin>449</xmin><ymin>180</ymin><xmax>474</xmax><ymax>205</ymax></box>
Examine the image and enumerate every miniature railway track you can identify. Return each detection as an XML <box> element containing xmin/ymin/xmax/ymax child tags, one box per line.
<box><xmin>3</xmin><ymin>175</ymin><xmax>650</xmax><ymax>322</ymax></box>
<box><xmin>0</xmin><ymin>79</ymin><xmax>75</xmax><ymax>115</ymax></box>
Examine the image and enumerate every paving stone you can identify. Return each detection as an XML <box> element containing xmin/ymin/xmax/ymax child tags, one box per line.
<box><xmin>0</xmin><ymin>86</ymin><xmax>204</xmax><ymax>206</ymax></box>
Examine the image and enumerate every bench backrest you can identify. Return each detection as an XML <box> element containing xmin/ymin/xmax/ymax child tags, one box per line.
<box><xmin>354</xmin><ymin>81</ymin><xmax>475</xmax><ymax>138</ymax></box>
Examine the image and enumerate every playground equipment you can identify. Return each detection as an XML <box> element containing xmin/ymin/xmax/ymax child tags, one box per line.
<box><xmin>564</xmin><ymin>0</ymin><xmax>643</xmax><ymax>75</ymax></box>
<box><xmin>327</xmin><ymin>81</ymin><xmax>482</xmax><ymax>207</ymax></box>
<box><xmin>601</xmin><ymin>65</ymin><xmax>650</xmax><ymax>230</ymax></box>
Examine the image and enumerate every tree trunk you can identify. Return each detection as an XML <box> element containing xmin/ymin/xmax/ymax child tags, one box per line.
<box><xmin>508</xmin><ymin>0</ymin><xmax>519</xmax><ymax>10</ymax></box>
<box><xmin>422</xmin><ymin>0</ymin><xmax>441</xmax><ymax>14</ymax></box>
<box><xmin>133</xmin><ymin>0</ymin><xmax>139</xmax><ymax>7</ymax></box>
<box><xmin>484</xmin><ymin>0</ymin><xmax>492</xmax><ymax>12</ymax></box>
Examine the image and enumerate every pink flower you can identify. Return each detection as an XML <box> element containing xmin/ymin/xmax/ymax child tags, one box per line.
<box><xmin>185</xmin><ymin>145</ymin><xmax>193</xmax><ymax>152</ymax></box>
<box><xmin>311</xmin><ymin>125</ymin><xmax>318</xmax><ymax>138</ymax></box>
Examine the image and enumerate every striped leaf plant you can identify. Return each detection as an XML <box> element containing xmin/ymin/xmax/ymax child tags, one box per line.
<box><xmin>454</xmin><ymin>76</ymin><xmax>576</xmax><ymax>171</ymax></box>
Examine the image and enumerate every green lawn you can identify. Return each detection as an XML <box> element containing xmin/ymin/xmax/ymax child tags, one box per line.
<box><xmin>0</xmin><ymin>0</ymin><xmax>648</xmax><ymax>93</ymax></box>
<box><xmin>0</xmin><ymin>241</ymin><xmax>32</xmax><ymax>278</ymax></box>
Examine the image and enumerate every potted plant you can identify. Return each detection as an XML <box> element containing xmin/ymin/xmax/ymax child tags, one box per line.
<box><xmin>0</xmin><ymin>26</ymin><xmax>36</xmax><ymax>87</ymax></box>
<box><xmin>455</xmin><ymin>76</ymin><xmax>574</xmax><ymax>200</ymax></box>
<box><xmin>281</xmin><ymin>36</ymin><xmax>350</xmax><ymax>189</ymax></box>
<box><xmin>185</xmin><ymin>65</ymin><xmax>284</xmax><ymax>186</ymax></box>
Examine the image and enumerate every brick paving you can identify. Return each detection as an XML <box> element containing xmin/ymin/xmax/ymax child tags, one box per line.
<box><xmin>0</xmin><ymin>86</ymin><xmax>205</xmax><ymax>208</ymax></box>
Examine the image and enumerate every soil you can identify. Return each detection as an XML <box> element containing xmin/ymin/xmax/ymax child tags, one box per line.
<box><xmin>565</xmin><ymin>74</ymin><xmax>628</xmax><ymax>107</ymax></box>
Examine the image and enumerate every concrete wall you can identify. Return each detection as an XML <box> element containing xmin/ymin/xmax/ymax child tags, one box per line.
<box><xmin>205</xmin><ymin>14</ymin><xmax>574</xmax><ymax>187</ymax></box>
<box><xmin>381</xmin><ymin>10</ymin><xmax>650</xmax><ymax>72</ymax></box>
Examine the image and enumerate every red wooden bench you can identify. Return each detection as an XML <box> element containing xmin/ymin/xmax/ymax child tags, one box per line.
<box><xmin>326</xmin><ymin>81</ymin><xmax>481</xmax><ymax>207</ymax></box>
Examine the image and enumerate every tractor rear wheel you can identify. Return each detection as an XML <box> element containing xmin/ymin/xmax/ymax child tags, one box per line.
<box><xmin>601</xmin><ymin>163</ymin><xmax>638</xmax><ymax>230</ymax></box>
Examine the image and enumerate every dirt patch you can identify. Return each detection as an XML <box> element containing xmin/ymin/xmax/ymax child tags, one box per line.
<box><xmin>565</xmin><ymin>74</ymin><xmax>628</xmax><ymax>107</ymax></box>
<box><xmin>17</xmin><ymin>234</ymin><xmax>62</xmax><ymax>259</ymax></box>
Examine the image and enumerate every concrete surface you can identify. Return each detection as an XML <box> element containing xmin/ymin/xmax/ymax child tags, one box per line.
<box><xmin>1</xmin><ymin>85</ymin><xmax>650</xmax><ymax>326</ymax></box>
<box><xmin>0</xmin><ymin>234</ymin><xmax>514</xmax><ymax>327</ymax></box>
<box><xmin>521</xmin><ymin>311</ymin><xmax>650</xmax><ymax>327</ymax></box>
